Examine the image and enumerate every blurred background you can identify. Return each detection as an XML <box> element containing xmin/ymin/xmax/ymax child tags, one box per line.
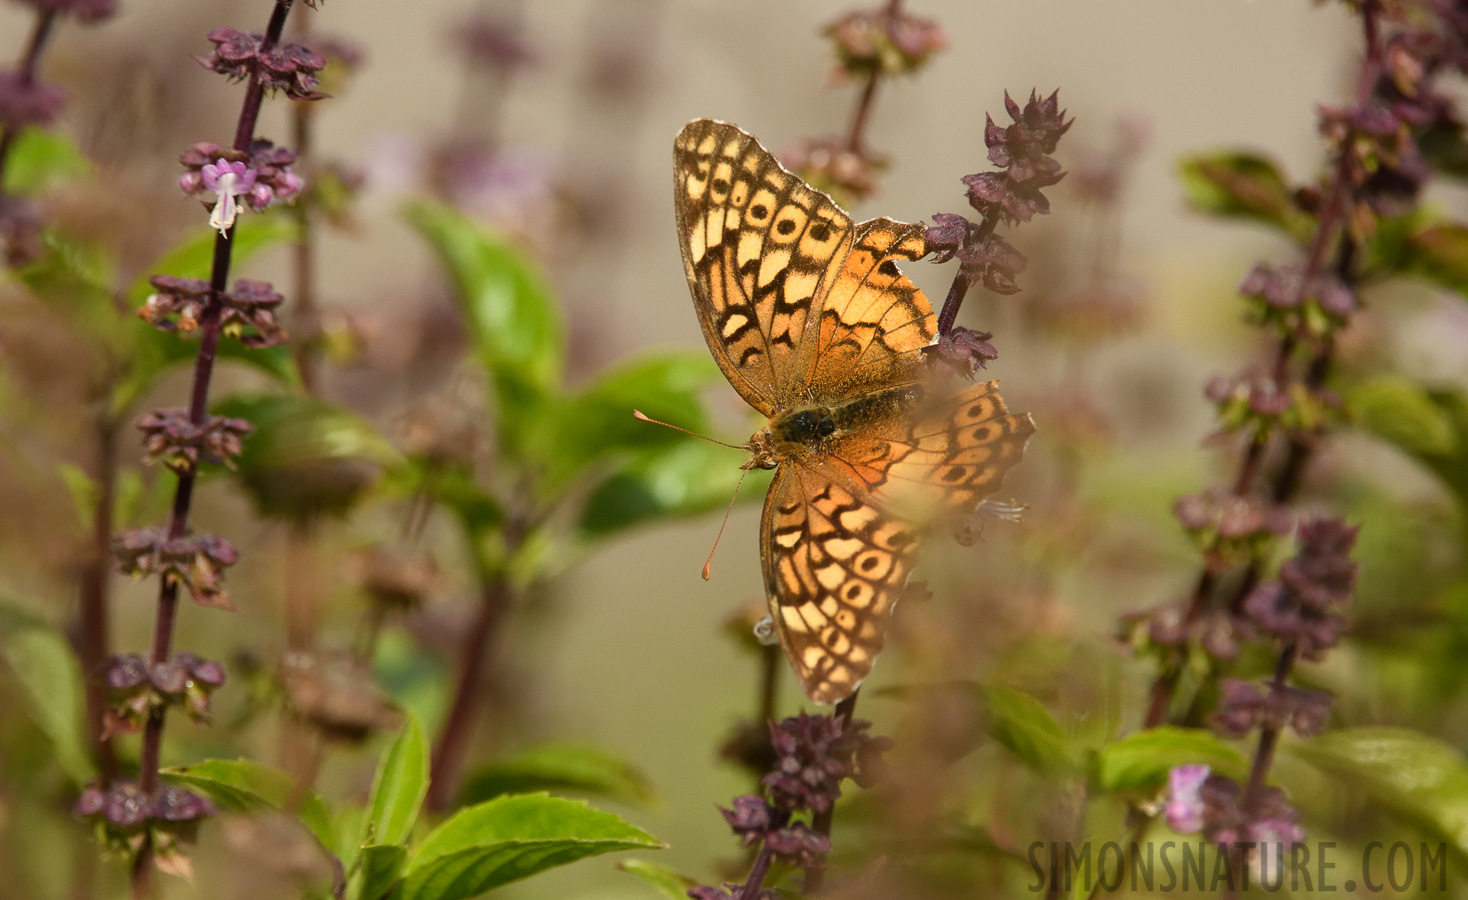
<box><xmin>3</xmin><ymin>1</ymin><xmax>1466</xmax><ymax>898</ymax></box>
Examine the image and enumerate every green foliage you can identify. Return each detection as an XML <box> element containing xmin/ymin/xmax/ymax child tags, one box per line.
<box><xmin>1176</xmin><ymin>152</ymin><xmax>1310</xmax><ymax>240</ymax></box>
<box><xmin>162</xmin><ymin>758</ymin><xmax>333</xmax><ymax>850</ymax></box>
<box><xmin>1292</xmin><ymin>728</ymin><xmax>1468</xmax><ymax>855</ymax></box>
<box><xmin>405</xmin><ymin>200</ymin><xmax>562</xmax><ymax>457</ymax></box>
<box><xmin>2</xmin><ymin>128</ymin><xmax>90</xmax><ymax>195</ymax></box>
<box><xmin>0</xmin><ymin>602</ymin><xmax>94</xmax><ymax>784</ymax></box>
<box><xmin>216</xmin><ymin>393</ymin><xmax>400</xmax><ymax>522</ymax></box>
<box><xmin>532</xmin><ymin>352</ymin><xmax>722</xmax><ymax>495</ymax></box>
<box><xmin>459</xmin><ymin>743</ymin><xmax>655</xmax><ymax>808</ymax></box>
<box><xmin>1351</xmin><ymin>379</ymin><xmax>1468</xmax><ymax>511</ymax></box>
<box><xmin>1091</xmin><ymin>727</ymin><xmax>1247</xmax><ymax>793</ymax></box>
<box><xmin>978</xmin><ymin>683</ymin><xmax>1083</xmax><ymax>776</ymax></box>
<box><xmin>389</xmin><ymin>793</ymin><xmax>662</xmax><ymax>900</ymax></box>
<box><xmin>365</xmin><ymin>712</ymin><xmax>430</xmax><ymax>846</ymax></box>
<box><xmin>616</xmin><ymin>859</ymin><xmax>700</xmax><ymax>899</ymax></box>
<box><xmin>1402</xmin><ymin>221</ymin><xmax>1468</xmax><ymax>298</ymax></box>
<box><xmin>579</xmin><ymin>439</ymin><xmax>770</xmax><ymax>538</ymax></box>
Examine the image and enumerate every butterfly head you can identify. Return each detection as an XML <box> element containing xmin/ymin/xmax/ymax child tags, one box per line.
<box><xmin>742</xmin><ymin>428</ymin><xmax>782</xmax><ymax>471</ymax></box>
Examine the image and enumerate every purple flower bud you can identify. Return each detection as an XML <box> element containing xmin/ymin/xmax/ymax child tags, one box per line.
<box><xmin>1164</xmin><ymin>764</ymin><xmax>1210</xmax><ymax>834</ymax></box>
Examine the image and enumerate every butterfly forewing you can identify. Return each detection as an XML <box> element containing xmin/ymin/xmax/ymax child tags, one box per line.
<box><xmin>801</xmin><ymin>218</ymin><xmax>937</xmax><ymax>402</ymax></box>
<box><xmin>674</xmin><ymin>119</ymin><xmax>854</xmax><ymax>413</ymax></box>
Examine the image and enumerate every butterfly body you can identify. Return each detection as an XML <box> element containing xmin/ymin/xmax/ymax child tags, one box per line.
<box><xmin>749</xmin><ymin>383</ymin><xmax>928</xmax><ymax>470</ymax></box>
<box><xmin>674</xmin><ymin>119</ymin><xmax>1035</xmax><ymax>704</ymax></box>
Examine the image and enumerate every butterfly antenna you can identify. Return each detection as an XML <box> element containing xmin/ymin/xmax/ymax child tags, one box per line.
<box><xmin>702</xmin><ymin>465</ymin><xmax>751</xmax><ymax>581</ymax></box>
<box><xmin>632</xmin><ymin>409</ymin><xmax>749</xmax><ymax>451</ymax></box>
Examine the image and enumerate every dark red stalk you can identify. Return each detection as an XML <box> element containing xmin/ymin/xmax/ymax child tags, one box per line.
<box><xmin>801</xmin><ymin>691</ymin><xmax>858</xmax><ymax>896</ymax></box>
<box><xmin>842</xmin><ymin>0</ymin><xmax>902</xmax><ymax>155</ymax></box>
<box><xmin>426</xmin><ymin>574</ymin><xmax>511</xmax><ymax>811</ymax></box>
<box><xmin>131</xmin><ymin>3</ymin><xmax>298</xmax><ymax>893</ymax></box>
<box><xmin>934</xmin><ymin>212</ymin><xmax>999</xmax><ymax>337</ymax></box>
<box><xmin>0</xmin><ymin>9</ymin><xmax>60</xmax><ymax>196</ymax></box>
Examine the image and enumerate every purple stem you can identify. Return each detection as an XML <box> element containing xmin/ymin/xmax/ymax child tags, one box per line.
<box><xmin>131</xmin><ymin>2</ymin><xmax>297</xmax><ymax>893</ymax></box>
<box><xmin>0</xmin><ymin>9</ymin><xmax>60</xmax><ymax>197</ymax></box>
<box><xmin>802</xmin><ymin>691</ymin><xmax>858</xmax><ymax>895</ymax></box>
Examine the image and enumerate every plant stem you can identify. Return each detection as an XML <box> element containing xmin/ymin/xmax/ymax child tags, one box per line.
<box><xmin>934</xmin><ymin>211</ymin><xmax>999</xmax><ymax>337</ymax></box>
<box><xmin>0</xmin><ymin>9</ymin><xmax>60</xmax><ymax>198</ymax></box>
<box><xmin>131</xmin><ymin>3</ymin><xmax>297</xmax><ymax>892</ymax></box>
<box><xmin>427</xmin><ymin>573</ymin><xmax>512</xmax><ymax>811</ymax></box>
<box><xmin>802</xmin><ymin>691</ymin><xmax>859</xmax><ymax>895</ymax></box>
<box><xmin>843</xmin><ymin>0</ymin><xmax>903</xmax><ymax>155</ymax></box>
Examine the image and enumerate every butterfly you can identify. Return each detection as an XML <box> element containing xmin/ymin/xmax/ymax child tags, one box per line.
<box><xmin>673</xmin><ymin>119</ymin><xmax>1035</xmax><ymax>704</ymax></box>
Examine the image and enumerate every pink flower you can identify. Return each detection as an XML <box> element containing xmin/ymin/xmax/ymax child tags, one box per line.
<box><xmin>200</xmin><ymin>158</ymin><xmax>257</xmax><ymax>235</ymax></box>
<box><xmin>1163</xmin><ymin>764</ymin><xmax>1210</xmax><ymax>834</ymax></box>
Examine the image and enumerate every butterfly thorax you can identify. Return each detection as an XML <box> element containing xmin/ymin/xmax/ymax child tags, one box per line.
<box><xmin>746</xmin><ymin>383</ymin><xmax>927</xmax><ymax>470</ymax></box>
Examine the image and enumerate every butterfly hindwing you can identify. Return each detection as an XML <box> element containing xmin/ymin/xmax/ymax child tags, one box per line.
<box><xmin>674</xmin><ymin>119</ymin><xmax>853</xmax><ymax>415</ymax></box>
<box><xmin>760</xmin><ymin>463</ymin><xmax>918</xmax><ymax>705</ymax></box>
<box><xmin>835</xmin><ymin>380</ymin><xmax>1036</xmax><ymax>514</ymax></box>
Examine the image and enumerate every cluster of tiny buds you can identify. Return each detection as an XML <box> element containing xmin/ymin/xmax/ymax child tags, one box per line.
<box><xmin>692</xmin><ymin>715</ymin><xmax>890</xmax><ymax>899</ymax></box>
<box><xmin>196</xmin><ymin>28</ymin><xmax>327</xmax><ymax>100</ymax></box>
<box><xmin>1130</xmin><ymin>517</ymin><xmax>1357</xmax><ymax>668</ymax></box>
<box><xmin>782</xmin><ymin>137</ymin><xmax>885</xmax><ymax>206</ymax></box>
<box><xmin>922</xmin><ymin>90</ymin><xmax>1071</xmax><ymax>377</ymax></box>
<box><xmin>0</xmin><ymin>0</ymin><xmax>116</xmax><ymax>133</ymax></box>
<box><xmin>178</xmin><ymin>141</ymin><xmax>302</xmax><ymax>235</ymax></box>
<box><xmin>136</xmin><ymin>409</ymin><xmax>253</xmax><ymax>475</ymax></box>
<box><xmin>1238</xmin><ymin>264</ymin><xmax>1356</xmax><ymax>338</ymax></box>
<box><xmin>140</xmin><ymin>275</ymin><xmax>287</xmax><ymax>348</ymax></box>
<box><xmin>824</xmin><ymin>4</ymin><xmax>946</xmax><ymax>80</ymax></box>
<box><xmin>1173</xmin><ymin>490</ymin><xmax>1294</xmax><ymax>568</ymax></box>
<box><xmin>75</xmin><ymin>781</ymin><xmax>213</xmax><ymax>858</ymax></box>
<box><xmin>1163</xmin><ymin>764</ymin><xmax>1304</xmax><ymax>877</ymax></box>
<box><xmin>101</xmin><ymin>652</ymin><xmax>225</xmax><ymax>738</ymax></box>
<box><xmin>112</xmin><ymin>528</ymin><xmax>239</xmax><ymax>611</ymax></box>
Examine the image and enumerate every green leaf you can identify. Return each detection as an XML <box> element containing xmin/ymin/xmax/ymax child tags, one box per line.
<box><xmin>162</xmin><ymin>758</ymin><xmax>333</xmax><ymax>849</ymax></box>
<box><xmin>357</xmin><ymin>844</ymin><xmax>410</xmax><ymax>900</ymax></box>
<box><xmin>3</xmin><ymin>128</ymin><xmax>91</xmax><ymax>195</ymax></box>
<box><xmin>364</xmin><ymin>711</ymin><xmax>429</xmax><ymax>846</ymax></box>
<box><xmin>1291</xmin><ymin>728</ymin><xmax>1468</xmax><ymax>854</ymax></box>
<box><xmin>1404</xmin><ymin>222</ymin><xmax>1468</xmax><ymax>297</ymax></box>
<box><xmin>578</xmin><ymin>439</ymin><xmax>770</xmax><ymax>538</ymax></box>
<box><xmin>1177</xmin><ymin>152</ymin><xmax>1307</xmax><ymax>238</ymax></box>
<box><xmin>0</xmin><ymin>602</ymin><xmax>95</xmax><ymax>784</ymax></box>
<box><xmin>124</xmin><ymin>215</ymin><xmax>299</xmax><ymax>311</ymax></box>
<box><xmin>1349</xmin><ymin>376</ymin><xmax>1458</xmax><ymax>457</ymax></box>
<box><xmin>1352</xmin><ymin>383</ymin><xmax>1468</xmax><ymax>510</ymax></box>
<box><xmin>980</xmin><ymin>684</ymin><xmax>1081</xmax><ymax>776</ymax></box>
<box><xmin>402</xmin><ymin>464</ymin><xmax>505</xmax><ymax>538</ymax></box>
<box><xmin>459</xmin><ymin>743</ymin><xmax>655</xmax><ymax>808</ymax></box>
<box><xmin>215</xmin><ymin>393</ymin><xmax>400</xmax><ymax>523</ymax></box>
<box><xmin>1092</xmin><ymin>727</ymin><xmax>1248</xmax><ymax>793</ymax></box>
<box><xmin>534</xmin><ymin>352</ymin><xmax>721</xmax><ymax>493</ymax></box>
<box><xmin>616</xmin><ymin>859</ymin><xmax>699</xmax><ymax>900</ymax></box>
<box><xmin>393</xmin><ymin>793</ymin><xmax>662</xmax><ymax>900</ymax></box>
<box><xmin>404</xmin><ymin>200</ymin><xmax>563</xmax><ymax>456</ymax></box>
